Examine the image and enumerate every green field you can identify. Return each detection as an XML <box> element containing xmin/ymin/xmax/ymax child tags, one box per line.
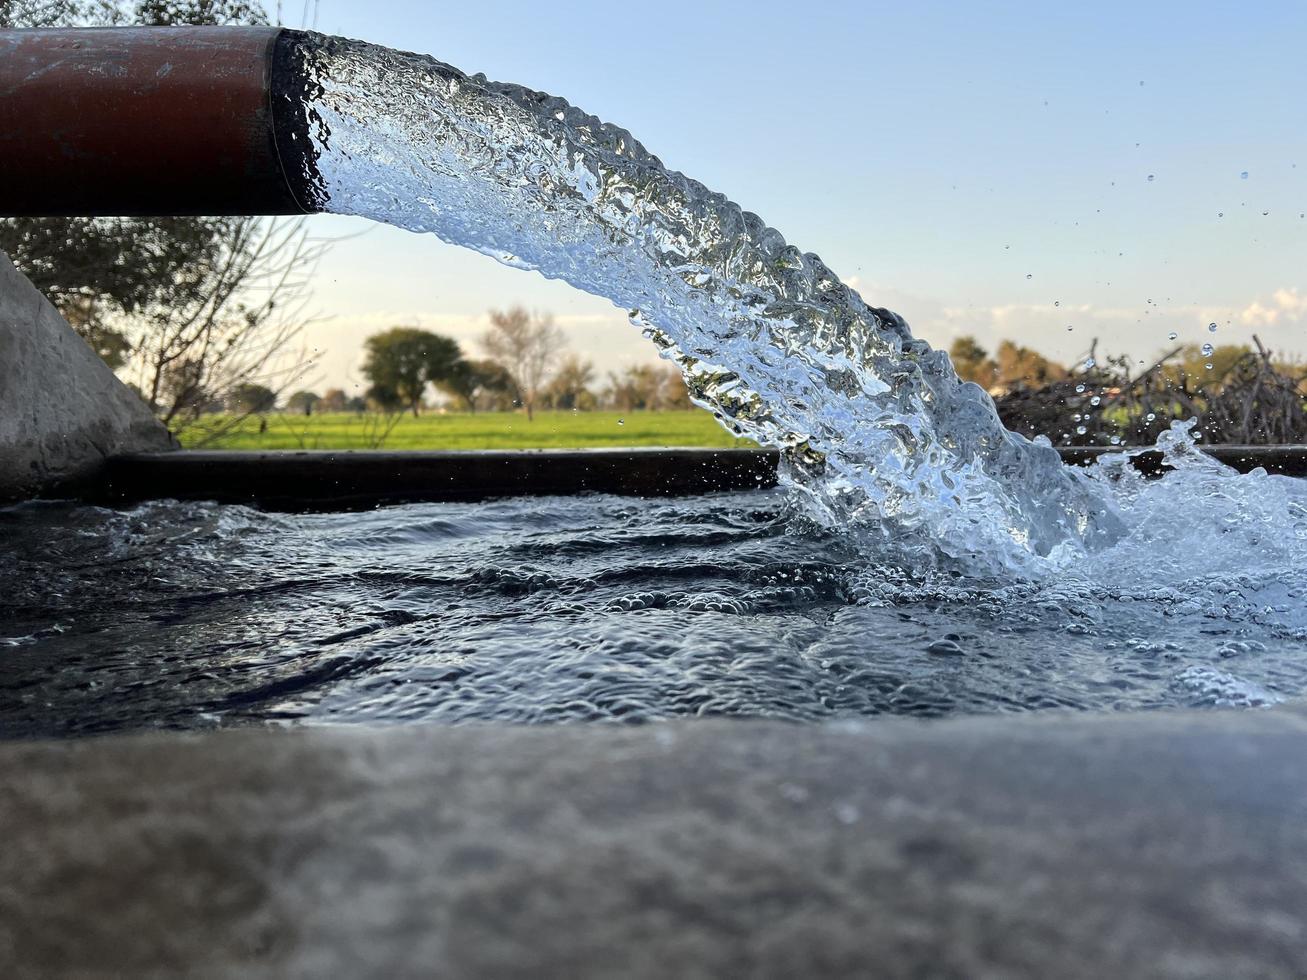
<box><xmin>178</xmin><ymin>410</ymin><xmax>756</xmax><ymax>451</ymax></box>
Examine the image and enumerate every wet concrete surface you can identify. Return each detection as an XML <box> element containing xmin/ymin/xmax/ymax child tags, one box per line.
<box><xmin>3</xmin><ymin>707</ymin><xmax>1306</xmax><ymax>978</ymax></box>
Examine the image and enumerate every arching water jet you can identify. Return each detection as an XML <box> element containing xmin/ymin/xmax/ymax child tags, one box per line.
<box><xmin>0</xmin><ymin>26</ymin><xmax>1121</xmax><ymax>572</ymax></box>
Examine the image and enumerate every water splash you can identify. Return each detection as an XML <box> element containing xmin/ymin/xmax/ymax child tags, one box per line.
<box><xmin>852</xmin><ymin>420</ymin><xmax>1307</xmax><ymax>639</ymax></box>
<box><xmin>280</xmin><ymin>34</ymin><xmax>1119</xmax><ymax>573</ymax></box>
<box><xmin>1079</xmin><ymin>421</ymin><xmax>1307</xmax><ymax>615</ymax></box>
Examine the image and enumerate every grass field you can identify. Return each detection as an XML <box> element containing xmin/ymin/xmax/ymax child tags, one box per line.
<box><xmin>178</xmin><ymin>410</ymin><xmax>756</xmax><ymax>451</ymax></box>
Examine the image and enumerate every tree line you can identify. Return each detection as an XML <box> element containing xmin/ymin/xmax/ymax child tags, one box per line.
<box><xmin>274</xmin><ymin>307</ymin><xmax>695</xmax><ymax>419</ymax></box>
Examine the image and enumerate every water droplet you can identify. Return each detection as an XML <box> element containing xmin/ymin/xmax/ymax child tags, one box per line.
<box><xmin>617</xmin><ymin>418</ymin><xmax>625</xmax><ymax>425</ymax></box>
<box><xmin>1026</xmin><ymin>273</ymin><xmax>1033</xmax><ymax>280</ymax></box>
<box><xmin>1240</xmin><ymin>171</ymin><xmax>1249</xmax><ymax>179</ymax></box>
<box><xmin>1076</xmin><ymin>425</ymin><xmax>1087</xmax><ymax>435</ymax></box>
<box><xmin>1090</xmin><ymin>395</ymin><xmax>1102</xmax><ymax>406</ymax></box>
<box><xmin>1201</xmin><ymin>342</ymin><xmax>1214</xmax><ymax>356</ymax></box>
<box><xmin>1208</xmin><ymin>322</ymin><xmax>1218</xmax><ymax>332</ymax></box>
<box><xmin>1084</xmin><ymin>358</ymin><xmax>1096</xmax><ymax>370</ymax></box>
<box><xmin>1067</xmin><ymin>325</ymin><xmax>1074</xmax><ymax>332</ymax></box>
<box><xmin>1147</xmin><ymin>174</ymin><xmax>1155</xmax><ymax>182</ymax></box>
<box><xmin>1075</xmin><ymin>384</ymin><xmax>1086</xmax><ymax>393</ymax></box>
<box><xmin>1168</xmin><ymin>331</ymin><xmax>1178</xmax><ymax>340</ymax></box>
<box><xmin>1194</xmin><ymin>430</ymin><xmax>1203</xmax><ymax>440</ymax></box>
<box><xmin>1205</xmin><ymin>362</ymin><xmax>1214</xmax><ymax>370</ymax></box>
<box><xmin>1054</xmin><ymin>300</ymin><xmax>1060</xmax><ymax>307</ymax></box>
<box><xmin>1146</xmin><ymin>412</ymin><xmax>1157</xmax><ymax>422</ymax></box>
<box><xmin>1110</xmin><ymin>435</ymin><xmax>1122</xmax><ymax>445</ymax></box>
<box><xmin>1262</xmin><ymin>210</ymin><xmax>1269</xmax><ymax>216</ymax></box>
<box><xmin>1218</xmin><ymin>212</ymin><xmax>1224</xmax><ymax>218</ymax></box>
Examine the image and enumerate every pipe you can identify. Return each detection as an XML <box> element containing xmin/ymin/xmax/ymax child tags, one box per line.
<box><xmin>0</xmin><ymin>27</ymin><xmax>322</xmax><ymax>217</ymax></box>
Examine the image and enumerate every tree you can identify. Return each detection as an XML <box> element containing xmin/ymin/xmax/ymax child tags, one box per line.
<box><xmin>0</xmin><ymin>1</ymin><xmax>272</xmax><ymax>26</ymax></box>
<box><xmin>0</xmin><ymin>215</ymin><xmax>236</xmax><ymax>369</ymax></box>
<box><xmin>319</xmin><ymin>388</ymin><xmax>348</xmax><ymax>413</ymax></box>
<box><xmin>993</xmin><ymin>340</ymin><xmax>1066</xmax><ymax>390</ymax></box>
<box><xmin>1172</xmin><ymin>343</ymin><xmax>1251</xmax><ymax>385</ymax></box>
<box><xmin>481</xmin><ymin>307</ymin><xmax>567</xmax><ymax>420</ymax></box>
<box><xmin>470</xmin><ymin>361</ymin><xmax>519</xmax><ymax>412</ymax></box>
<box><xmin>949</xmin><ymin>336</ymin><xmax>998</xmax><ymax>388</ymax></box>
<box><xmin>605</xmin><ymin>364</ymin><xmax>691</xmax><ymax>411</ymax></box>
<box><xmin>135</xmin><ymin>1</ymin><xmax>266</xmax><ymax>25</ymax></box>
<box><xmin>436</xmin><ymin>358</ymin><xmax>518</xmax><ymax>413</ymax></box>
<box><xmin>543</xmin><ymin>355</ymin><xmax>597</xmax><ymax>410</ymax></box>
<box><xmin>361</xmin><ymin>328</ymin><xmax>463</xmax><ymax>416</ymax></box>
<box><xmin>130</xmin><ymin>217</ymin><xmax>324</xmax><ymax>430</ymax></box>
<box><xmin>659</xmin><ymin>365</ymin><xmax>693</xmax><ymax>410</ymax></box>
<box><xmin>286</xmin><ymin>390</ymin><xmax>321</xmax><ymax>415</ymax></box>
<box><xmin>228</xmin><ymin>382</ymin><xmax>276</xmax><ymax>414</ymax></box>
<box><xmin>0</xmin><ymin>2</ymin><xmax>116</xmax><ymax>29</ymax></box>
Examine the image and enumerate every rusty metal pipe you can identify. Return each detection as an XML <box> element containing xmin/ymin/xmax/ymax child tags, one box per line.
<box><xmin>0</xmin><ymin>27</ymin><xmax>321</xmax><ymax>217</ymax></box>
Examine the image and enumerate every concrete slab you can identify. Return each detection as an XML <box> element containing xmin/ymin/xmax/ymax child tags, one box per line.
<box><xmin>3</xmin><ymin>708</ymin><xmax>1306</xmax><ymax>978</ymax></box>
<box><xmin>0</xmin><ymin>250</ymin><xmax>174</xmax><ymax>500</ymax></box>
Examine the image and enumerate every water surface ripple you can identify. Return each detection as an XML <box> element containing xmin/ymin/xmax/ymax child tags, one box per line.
<box><xmin>2</xmin><ymin>487</ymin><xmax>1302</xmax><ymax>738</ymax></box>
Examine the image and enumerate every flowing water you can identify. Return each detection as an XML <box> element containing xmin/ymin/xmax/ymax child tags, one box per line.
<box><xmin>1</xmin><ymin>476</ymin><xmax>1303</xmax><ymax>739</ymax></box>
<box><xmin>2</xmin><ymin>35</ymin><xmax>1305</xmax><ymax>736</ymax></box>
<box><xmin>281</xmin><ymin>33</ymin><xmax>1120</xmax><ymax>573</ymax></box>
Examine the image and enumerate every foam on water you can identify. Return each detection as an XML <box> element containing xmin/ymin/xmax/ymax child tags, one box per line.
<box><xmin>278</xmin><ymin>35</ymin><xmax>1305</xmax><ymax>610</ymax></box>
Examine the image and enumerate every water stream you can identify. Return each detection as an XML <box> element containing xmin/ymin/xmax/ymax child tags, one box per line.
<box><xmin>272</xmin><ymin>34</ymin><xmax>1307</xmax><ymax>614</ymax></box>
<box><xmin>280</xmin><ymin>34</ymin><xmax>1122</xmax><ymax>574</ymax></box>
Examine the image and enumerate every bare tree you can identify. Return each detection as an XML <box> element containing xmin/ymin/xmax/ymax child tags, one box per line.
<box><xmin>124</xmin><ymin>218</ymin><xmax>326</xmax><ymax>443</ymax></box>
<box><xmin>542</xmin><ymin>355</ymin><xmax>597</xmax><ymax>410</ymax></box>
<box><xmin>481</xmin><ymin>307</ymin><xmax>567</xmax><ymax>420</ymax></box>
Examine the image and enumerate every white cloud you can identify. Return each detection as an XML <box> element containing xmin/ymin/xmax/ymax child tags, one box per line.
<box><xmin>1237</xmin><ymin>287</ymin><xmax>1307</xmax><ymax>328</ymax></box>
<box><xmin>1273</xmin><ymin>287</ymin><xmax>1307</xmax><ymax>316</ymax></box>
<box><xmin>1239</xmin><ymin>300</ymin><xmax>1279</xmax><ymax>326</ymax></box>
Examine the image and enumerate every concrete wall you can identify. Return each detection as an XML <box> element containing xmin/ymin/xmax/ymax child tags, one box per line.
<box><xmin>3</xmin><ymin>708</ymin><xmax>1306</xmax><ymax>977</ymax></box>
<box><xmin>0</xmin><ymin>250</ymin><xmax>174</xmax><ymax>500</ymax></box>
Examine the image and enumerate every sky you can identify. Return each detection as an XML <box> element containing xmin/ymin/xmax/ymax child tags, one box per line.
<box><xmin>278</xmin><ymin>0</ymin><xmax>1307</xmax><ymax>394</ymax></box>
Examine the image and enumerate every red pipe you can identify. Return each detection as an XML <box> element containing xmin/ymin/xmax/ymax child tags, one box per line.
<box><xmin>0</xmin><ymin>27</ymin><xmax>320</xmax><ymax>217</ymax></box>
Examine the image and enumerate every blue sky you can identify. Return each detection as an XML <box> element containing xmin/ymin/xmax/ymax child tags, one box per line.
<box><xmin>286</xmin><ymin>0</ymin><xmax>1307</xmax><ymax>391</ymax></box>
